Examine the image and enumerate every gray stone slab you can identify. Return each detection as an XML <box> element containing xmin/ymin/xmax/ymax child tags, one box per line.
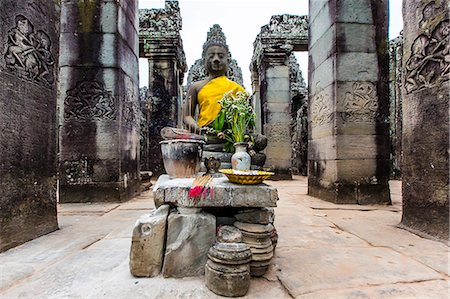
<box><xmin>153</xmin><ymin>175</ymin><xmax>278</xmax><ymax>208</ymax></box>
<box><xmin>298</xmin><ymin>279</ymin><xmax>450</xmax><ymax>299</ymax></box>
<box><xmin>309</xmin><ymin>24</ymin><xmax>335</xmax><ymax>67</ymax></box>
<box><xmin>129</xmin><ymin>205</ymin><xmax>169</xmax><ymax>277</ymax></box>
<box><xmin>309</xmin><ymin>3</ymin><xmax>333</xmax><ymax>47</ymax></box>
<box><xmin>336</xmin><ymin>0</ymin><xmax>374</xmax><ymax>24</ymax></box>
<box><xmin>336</xmin><ymin>52</ymin><xmax>379</xmax><ymax>81</ymax></box>
<box><xmin>162</xmin><ymin>211</ymin><xmax>216</xmax><ymax>277</ymax></box>
<box><xmin>275</xmin><ymin>246</ymin><xmax>443</xmax><ymax>297</ymax></box>
<box><xmin>335</xmin><ymin>23</ymin><xmax>376</xmax><ymax>53</ymax></box>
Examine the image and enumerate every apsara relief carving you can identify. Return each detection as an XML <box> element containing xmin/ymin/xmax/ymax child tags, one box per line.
<box><xmin>405</xmin><ymin>1</ymin><xmax>449</xmax><ymax>93</ymax></box>
<box><xmin>341</xmin><ymin>82</ymin><xmax>378</xmax><ymax>123</ymax></box>
<box><xmin>310</xmin><ymin>89</ymin><xmax>332</xmax><ymax>128</ymax></box>
<box><xmin>4</xmin><ymin>15</ymin><xmax>55</xmax><ymax>86</ymax></box>
<box><xmin>64</xmin><ymin>81</ymin><xmax>116</xmax><ymax>121</ymax></box>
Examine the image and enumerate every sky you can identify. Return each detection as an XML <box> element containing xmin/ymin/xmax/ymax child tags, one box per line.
<box><xmin>138</xmin><ymin>0</ymin><xmax>404</xmax><ymax>90</ymax></box>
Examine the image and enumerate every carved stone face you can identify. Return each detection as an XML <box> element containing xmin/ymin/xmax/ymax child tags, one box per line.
<box><xmin>205</xmin><ymin>45</ymin><xmax>228</xmax><ymax>76</ymax></box>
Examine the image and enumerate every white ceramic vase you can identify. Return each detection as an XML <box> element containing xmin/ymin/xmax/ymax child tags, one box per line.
<box><xmin>231</xmin><ymin>142</ymin><xmax>251</xmax><ymax>170</ymax></box>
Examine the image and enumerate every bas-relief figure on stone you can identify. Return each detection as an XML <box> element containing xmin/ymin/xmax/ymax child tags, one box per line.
<box><xmin>4</xmin><ymin>14</ymin><xmax>55</xmax><ymax>86</ymax></box>
<box><xmin>310</xmin><ymin>88</ymin><xmax>332</xmax><ymax>128</ymax></box>
<box><xmin>404</xmin><ymin>1</ymin><xmax>449</xmax><ymax>94</ymax></box>
<box><xmin>341</xmin><ymin>82</ymin><xmax>378</xmax><ymax>123</ymax></box>
<box><xmin>64</xmin><ymin>81</ymin><xmax>117</xmax><ymax>121</ymax></box>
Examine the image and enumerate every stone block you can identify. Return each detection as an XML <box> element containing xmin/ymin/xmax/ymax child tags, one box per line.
<box><xmin>335</xmin><ymin>0</ymin><xmax>374</xmax><ymax>24</ymax></box>
<box><xmin>263</xmin><ymin>123</ymin><xmax>292</xmax><ymax>143</ymax></box>
<box><xmin>309</xmin><ymin>2</ymin><xmax>334</xmax><ymax>47</ymax></box>
<box><xmin>217</xmin><ymin>226</ymin><xmax>242</xmax><ymax>243</ymax></box>
<box><xmin>153</xmin><ymin>175</ymin><xmax>278</xmax><ymax>208</ymax></box>
<box><xmin>162</xmin><ymin>211</ymin><xmax>216</xmax><ymax>277</ymax></box>
<box><xmin>265</xmin><ymin>102</ymin><xmax>291</xmax><ymax>113</ymax></box>
<box><xmin>264</xmin><ymin>90</ymin><xmax>291</xmax><ymax>103</ymax></box>
<box><xmin>336</xmin><ymin>23</ymin><xmax>376</xmax><ymax>53</ymax></box>
<box><xmin>336</xmin><ymin>52</ymin><xmax>379</xmax><ymax>81</ymax></box>
<box><xmin>309</xmin><ymin>0</ymin><xmax>329</xmax><ymax>23</ymax></box>
<box><xmin>235</xmin><ymin>208</ymin><xmax>275</xmax><ymax>225</ymax></box>
<box><xmin>265</xmin><ymin>65</ymin><xmax>289</xmax><ymax>78</ymax></box>
<box><xmin>309</xmin><ymin>135</ymin><xmax>389</xmax><ymax>160</ymax></box>
<box><xmin>129</xmin><ymin>205</ymin><xmax>170</xmax><ymax>277</ymax></box>
<box><xmin>309</xmin><ymin>24</ymin><xmax>335</xmax><ymax>67</ymax></box>
<box><xmin>265</xmin><ymin>77</ymin><xmax>290</xmax><ymax>91</ymax></box>
<box><xmin>308</xmin><ymin>58</ymin><xmax>335</xmax><ymax>96</ymax></box>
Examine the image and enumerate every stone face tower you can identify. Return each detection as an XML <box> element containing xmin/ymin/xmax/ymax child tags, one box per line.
<box><xmin>58</xmin><ymin>0</ymin><xmax>140</xmax><ymax>202</ymax></box>
<box><xmin>401</xmin><ymin>0</ymin><xmax>449</xmax><ymax>239</ymax></box>
<box><xmin>0</xmin><ymin>1</ymin><xmax>60</xmax><ymax>251</ymax></box>
<box><xmin>307</xmin><ymin>0</ymin><xmax>391</xmax><ymax>204</ymax></box>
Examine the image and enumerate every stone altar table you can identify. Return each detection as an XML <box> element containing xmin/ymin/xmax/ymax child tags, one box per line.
<box><xmin>153</xmin><ymin>175</ymin><xmax>279</xmax><ymax>208</ymax></box>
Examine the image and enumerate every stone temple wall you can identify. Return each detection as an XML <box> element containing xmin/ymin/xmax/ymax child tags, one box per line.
<box><xmin>0</xmin><ymin>1</ymin><xmax>60</xmax><ymax>252</ymax></box>
<box><xmin>59</xmin><ymin>0</ymin><xmax>140</xmax><ymax>202</ymax></box>
<box><xmin>401</xmin><ymin>0</ymin><xmax>449</xmax><ymax>239</ymax></box>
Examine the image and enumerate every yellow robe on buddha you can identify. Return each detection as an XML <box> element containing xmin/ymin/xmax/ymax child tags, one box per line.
<box><xmin>197</xmin><ymin>76</ymin><xmax>245</xmax><ymax>127</ymax></box>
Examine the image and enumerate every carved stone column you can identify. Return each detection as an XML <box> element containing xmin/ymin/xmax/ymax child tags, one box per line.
<box><xmin>251</xmin><ymin>15</ymin><xmax>308</xmax><ymax>179</ymax></box>
<box><xmin>139</xmin><ymin>1</ymin><xmax>186</xmax><ymax>174</ymax></box>
<box><xmin>308</xmin><ymin>0</ymin><xmax>391</xmax><ymax>204</ymax></box>
<box><xmin>59</xmin><ymin>0</ymin><xmax>140</xmax><ymax>202</ymax></box>
<box><xmin>0</xmin><ymin>1</ymin><xmax>59</xmax><ymax>251</ymax></box>
<box><xmin>401</xmin><ymin>0</ymin><xmax>449</xmax><ymax>239</ymax></box>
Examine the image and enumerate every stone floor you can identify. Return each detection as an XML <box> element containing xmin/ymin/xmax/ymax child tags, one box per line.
<box><xmin>0</xmin><ymin>177</ymin><xmax>449</xmax><ymax>298</ymax></box>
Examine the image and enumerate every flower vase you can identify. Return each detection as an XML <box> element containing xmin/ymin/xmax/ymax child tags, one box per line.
<box><xmin>231</xmin><ymin>142</ymin><xmax>251</xmax><ymax>171</ymax></box>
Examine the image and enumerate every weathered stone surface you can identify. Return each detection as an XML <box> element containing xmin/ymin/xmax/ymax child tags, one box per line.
<box><xmin>162</xmin><ymin>211</ymin><xmax>216</xmax><ymax>277</ymax></box>
<box><xmin>308</xmin><ymin>0</ymin><xmax>390</xmax><ymax>204</ymax></box>
<box><xmin>217</xmin><ymin>226</ymin><xmax>242</xmax><ymax>243</ymax></box>
<box><xmin>205</xmin><ymin>260</ymin><xmax>250</xmax><ymax>297</ymax></box>
<box><xmin>154</xmin><ymin>175</ymin><xmax>278</xmax><ymax>208</ymax></box>
<box><xmin>129</xmin><ymin>205</ymin><xmax>169</xmax><ymax>277</ymax></box>
<box><xmin>401</xmin><ymin>0</ymin><xmax>449</xmax><ymax>240</ymax></box>
<box><xmin>235</xmin><ymin>208</ymin><xmax>274</xmax><ymax>224</ymax></box>
<box><xmin>207</xmin><ymin>242</ymin><xmax>252</xmax><ymax>265</ymax></box>
<box><xmin>0</xmin><ymin>0</ymin><xmax>60</xmax><ymax>252</ymax></box>
<box><xmin>59</xmin><ymin>0</ymin><xmax>140</xmax><ymax>203</ymax></box>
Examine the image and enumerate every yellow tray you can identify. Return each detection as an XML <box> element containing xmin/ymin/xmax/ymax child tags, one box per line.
<box><xmin>219</xmin><ymin>169</ymin><xmax>274</xmax><ymax>185</ymax></box>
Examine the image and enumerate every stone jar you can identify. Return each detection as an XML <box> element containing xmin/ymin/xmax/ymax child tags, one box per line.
<box><xmin>231</xmin><ymin>142</ymin><xmax>251</xmax><ymax>170</ymax></box>
<box><xmin>160</xmin><ymin>139</ymin><xmax>204</xmax><ymax>178</ymax></box>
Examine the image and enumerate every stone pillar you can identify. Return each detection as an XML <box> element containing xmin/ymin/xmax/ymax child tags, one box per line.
<box><xmin>260</xmin><ymin>54</ymin><xmax>293</xmax><ymax>179</ymax></box>
<box><xmin>401</xmin><ymin>0</ymin><xmax>449</xmax><ymax>239</ymax></box>
<box><xmin>139</xmin><ymin>1</ymin><xmax>186</xmax><ymax>175</ymax></box>
<box><xmin>0</xmin><ymin>1</ymin><xmax>60</xmax><ymax>251</ymax></box>
<box><xmin>308</xmin><ymin>0</ymin><xmax>391</xmax><ymax>204</ymax></box>
<box><xmin>388</xmin><ymin>34</ymin><xmax>403</xmax><ymax>178</ymax></box>
<box><xmin>251</xmin><ymin>15</ymin><xmax>308</xmax><ymax>179</ymax></box>
<box><xmin>251</xmin><ymin>69</ymin><xmax>262</xmax><ymax>134</ymax></box>
<box><xmin>59</xmin><ymin>0</ymin><xmax>140</xmax><ymax>202</ymax></box>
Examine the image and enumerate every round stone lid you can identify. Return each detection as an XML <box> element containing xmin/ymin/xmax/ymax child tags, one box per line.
<box><xmin>234</xmin><ymin>221</ymin><xmax>274</xmax><ymax>234</ymax></box>
<box><xmin>208</xmin><ymin>242</ymin><xmax>252</xmax><ymax>264</ymax></box>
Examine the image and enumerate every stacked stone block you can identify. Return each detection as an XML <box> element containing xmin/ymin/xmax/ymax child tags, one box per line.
<box><xmin>308</xmin><ymin>0</ymin><xmax>391</xmax><ymax>204</ymax></box>
<box><xmin>59</xmin><ymin>0</ymin><xmax>140</xmax><ymax>202</ymax></box>
<box><xmin>0</xmin><ymin>0</ymin><xmax>60</xmax><ymax>252</ymax></box>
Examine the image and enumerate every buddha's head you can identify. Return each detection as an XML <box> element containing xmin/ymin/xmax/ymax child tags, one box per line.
<box><xmin>204</xmin><ymin>44</ymin><xmax>229</xmax><ymax>77</ymax></box>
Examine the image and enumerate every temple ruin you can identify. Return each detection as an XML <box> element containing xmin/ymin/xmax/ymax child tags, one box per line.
<box><xmin>0</xmin><ymin>0</ymin><xmax>448</xmax><ymax>276</ymax></box>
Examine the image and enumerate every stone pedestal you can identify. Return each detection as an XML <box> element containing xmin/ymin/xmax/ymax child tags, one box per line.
<box><xmin>0</xmin><ymin>1</ymin><xmax>60</xmax><ymax>252</ymax></box>
<box><xmin>401</xmin><ymin>0</ymin><xmax>449</xmax><ymax>239</ymax></box>
<box><xmin>307</xmin><ymin>0</ymin><xmax>391</xmax><ymax>204</ymax></box>
<box><xmin>59</xmin><ymin>0</ymin><xmax>140</xmax><ymax>202</ymax></box>
<box><xmin>153</xmin><ymin>175</ymin><xmax>278</xmax><ymax>208</ymax></box>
